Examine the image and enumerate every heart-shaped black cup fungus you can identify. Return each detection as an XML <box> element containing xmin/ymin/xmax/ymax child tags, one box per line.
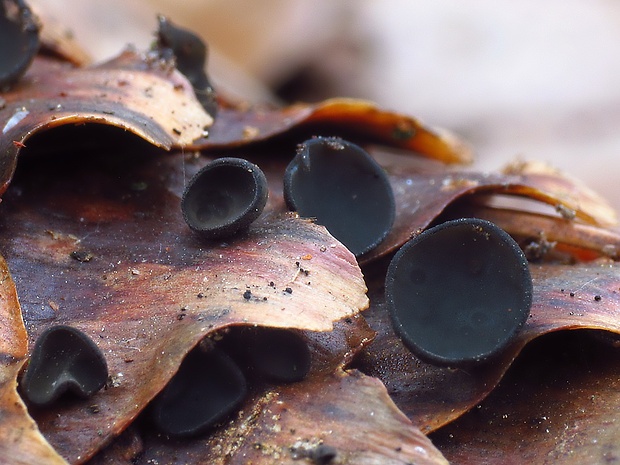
<box><xmin>0</xmin><ymin>0</ymin><xmax>40</xmax><ymax>89</ymax></box>
<box><xmin>283</xmin><ymin>137</ymin><xmax>395</xmax><ymax>257</ymax></box>
<box><xmin>150</xmin><ymin>346</ymin><xmax>247</xmax><ymax>437</ymax></box>
<box><xmin>385</xmin><ymin>218</ymin><xmax>533</xmax><ymax>367</ymax></box>
<box><xmin>182</xmin><ymin>157</ymin><xmax>268</xmax><ymax>239</ymax></box>
<box><xmin>20</xmin><ymin>325</ymin><xmax>108</xmax><ymax>407</ymax></box>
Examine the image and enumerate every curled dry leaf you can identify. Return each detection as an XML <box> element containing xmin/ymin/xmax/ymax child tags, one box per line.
<box><xmin>195</xmin><ymin>97</ymin><xmax>474</xmax><ymax>165</ymax></box>
<box><xmin>442</xmin><ymin>203</ymin><xmax>620</xmax><ymax>262</ymax></box>
<box><xmin>0</xmin><ymin>147</ymin><xmax>368</xmax><ymax>463</ymax></box>
<box><xmin>0</xmin><ymin>49</ymin><xmax>213</xmax><ymax>195</ymax></box>
<box><xmin>432</xmin><ymin>330</ymin><xmax>620</xmax><ymax>464</ymax></box>
<box><xmin>0</xmin><ymin>254</ymin><xmax>67</xmax><ymax>465</ymax></box>
<box><xmin>93</xmin><ymin>317</ymin><xmax>447</xmax><ymax>465</ymax></box>
<box><xmin>359</xmin><ymin>150</ymin><xmax>618</xmax><ymax>263</ymax></box>
<box><xmin>356</xmin><ymin>259</ymin><xmax>620</xmax><ymax>434</ymax></box>
<box><xmin>131</xmin><ymin>371</ymin><xmax>449</xmax><ymax>465</ymax></box>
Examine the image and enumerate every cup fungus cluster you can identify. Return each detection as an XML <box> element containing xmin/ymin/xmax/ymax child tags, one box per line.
<box><xmin>7</xmin><ymin>5</ymin><xmax>618</xmax><ymax>463</ymax></box>
<box><xmin>150</xmin><ymin>328</ymin><xmax>311</xmax><ymax>437</ymax></box>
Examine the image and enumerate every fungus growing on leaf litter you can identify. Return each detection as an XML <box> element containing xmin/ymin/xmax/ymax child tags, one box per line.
<box><xmin>284</xmin><ymin>137</ymin><xmax>395</xmax><ymax>257</ymax></box>
<box><xmin>222</xmin><ymin>327</ymin><xmax>312</xmax><ymax>383</ymax></box>
<box><xmin>20</xmin><ymin>325</ymin><xmax>108</xmax><ymax>407</ymax></box>
<box><xmin>386</xmin><ymin>218</ymin><xmax>533</xmax><ymax>366</ymax></box>
<box><xmin>181</xmin><ymin>157</ymin><xmax>268</xmax><ymax>239</ymax></box>
<box><xmin>156</xmin><ymin>15</ymin><xmax>217</xmax><ymax>117</ymax></box>
<box><xmin>149</xmin><ymin>345</ymin><xmax>247</xmax><ymax>437</ymax></box>
<box><xmin>0</xmin><ymin>0</ymin><xmax>40</xmax><ymax>89</ymax></box>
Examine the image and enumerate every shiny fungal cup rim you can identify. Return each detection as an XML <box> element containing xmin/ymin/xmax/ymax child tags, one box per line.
<box><xmin>181</xmin><ymin>157</ymin><xmax>268</xmax><ymax>239</ymax></box>
<box><xmin>283</xmin><ymin>137</ymin><xmax>395</xmax><ymax>257</ymax></box>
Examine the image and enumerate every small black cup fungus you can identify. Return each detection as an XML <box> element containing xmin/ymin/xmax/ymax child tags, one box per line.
<box><xmin>20</xmin><ymin>325</ymin><xmax>108</xmax><ymax>407</ymax></box>
<box><xmin>156</xmin><ymin>15</ymin><xmax>217</xmax><ymax>116</ymax></box>
<box><xmin>385</xmin><ymin>218</ymin><xmax>533</xmax><ymax>366</ymax></box>
<box><xmin>150</xmin><ymin>346</ymin><xmax>247</xmax><ymax>437</ymax></box>
<box><xmin>283</xmin><ymin>137</ymin><xmax>395</xmax><ymax>257</ymax></box>
<box><xmin>240</xmin><ymin>327</ymin><xmax>311</xmax><ymax>383</ymax></box>
<box><xmin>0</xmin><ymin>0</ymin><xmax>40</xmax><ymax>89</ymax></box>
<box><xmin>182</xmin><ymin>157</ymin><xmax>269</xmax><ymax>239</ymax></box>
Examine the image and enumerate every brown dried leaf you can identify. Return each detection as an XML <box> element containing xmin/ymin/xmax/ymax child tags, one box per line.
<box><xmin>0</xmin><ymin>49</ymin><xmax>212</xmax><ymax>195</ymax></box>
<box><xmin>30</xmin><ymin>1</ymin><xmax>92</xmax><ymax>66</ymax></box>
<box><xmin>92</xmin><ymin>318</ymin><xmax>446</xmax><ymax>465</ymax></box>
<box><xmin>356</xmin><ymin>260</ymin><xmax>620</xmax><ymax>434</ymax></box>
<box><xmin>0</xmin><ymin>149</ymin><xmax>367</xmax><ymax>463</ymax></box>
<box><xmin>360</xmin><ymin>151</ymin><xmax>618</xmax><ymax>263</ymax></box>
<box><xmin>446</xmin><ymin>204</ymin><xmax>620</xmax><ymax>261</ymax></box>
<box><xmin>195</xmin><ymin>98</ymin><xmax>473</xmax><ymax>165</ymax></box>
<box><xmin>0</xmin><ymin>255</ymin><xmax>68</xmax><ymax>465</ymax></box>
<box><xmin>131</xmin><ymin>370</ymin><xmax>449</xmax><ymax>465</ymax></box>
<box><xmin>432</xmin><ymin>331</ymin><xmax>620</xmax><ymax>463</ymax></box>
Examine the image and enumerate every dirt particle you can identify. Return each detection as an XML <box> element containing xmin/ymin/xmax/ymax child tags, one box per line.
<box><xmin>70</xmin><ymin>250</ymin><xmax>93</xmax><ymax>262</ymax></box>
<box><xmin>242</xmin><ymin>125</ymin><xmax>260</xmax><ymax>139</ymax></box>
<box><xmin>555</xmin><ymin>203</ymin><xmax>576</xmax><ymax>220</ymax></box>
<box><xmin>569</xmin><ymin>292</ymin><xmax>575</xmax><ymax>297</ymax></box>
<box><xmin>243</xmin><ymin>290</ymin><xmax>252</xmax><ymax>300</ymax></box>
<box><xmin>284</xmin><ymin>287</ymin><xmax>293</xmax><ymax>294</ymax></box>
<box><xmin>594</xmin><ymin>295</ymin><xmax>602</xmax><ymax>301</ymax></box>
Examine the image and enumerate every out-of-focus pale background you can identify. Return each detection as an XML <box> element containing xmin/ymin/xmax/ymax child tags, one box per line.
<box><xmin>37</xmin><ymin>0</ymin><xmax>620</xmax><ymax>213</ymax></box>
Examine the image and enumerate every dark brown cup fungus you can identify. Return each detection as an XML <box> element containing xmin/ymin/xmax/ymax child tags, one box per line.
<box><xmin>20</xmin><ymin>325</ymin><xmax>108</xmax><ymax>407</ymax></box>
<box><xmin>0</xmin><ymin>0</ymin><xmax>40</xmax><ymax>89</ymax></box>
<box><xmin>385</xmin><ymin>218</ymin><xmax>533</xmax><ymax>367</ymax></box>
<box><xmin>181</xmin><ymin>157</ymin><xmax>269</xmax><ymax>239</ymax></box>
<box><xmin>229</xmin><ymin>327</ymin><xmax>311</xmax><ymax>383</ymax></box>
<box><xmin>156</xmin><ymin>15</ymin><xmax>217</xmax><ymax>116</ymax></box>
<box><xmin>283</xmin><ymin>137</ymin><xmax>395</xmax><ymax>257</ymax></box>
<box><xmin>150</xmin><ymin>346</ymin><xmax>247</xmax><ymax>437</ymax></box>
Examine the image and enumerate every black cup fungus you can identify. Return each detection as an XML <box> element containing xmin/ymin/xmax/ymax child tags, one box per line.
<box><xmin>385</xmin><ymin>218</ymin><xmax>533</xmax><ymax>367</ymax></box>
<box><xmin>240</xmin><ymin>327</ymin><xmax>311</xmax><ymax>383</ymax></box>
<box><xmin>20</xmin><ymin>325</ymin><xmax>108</xmax><ymax>407</ymax></box>
<box><xmin>283</xmin><ymin>137</ymin><xmax>395</xmax><ymax>257</ymax></box>
<box><xmin>150</xmin><ymin>346</ymin><xmax>247</xmax><ymax>437</ymax></box>
<box><xmin>182</xmin><ymin>157</ymin><xmax>268</xmax><ymax>239</ymax></box>
<box><xmin>156</xmin><ymin>15</ymin><xmax>217</xmax><ymax>117</ymax></box>
<box><xmin>0</xmin><ymin>0</ymin><xmax>40</xmax><ymax>89</ymax></box>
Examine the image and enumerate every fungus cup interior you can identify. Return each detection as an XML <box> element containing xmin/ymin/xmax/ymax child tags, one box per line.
<box><xmin>0</xmin><ymin>0</ymin><xmax>40</xmax><ymax>88</ymax></box>
<box><xmin>386</xmin><ymin>218</ymin><xmax>533</xmax><ymax>366</ymax></box>
<box><xmin>149</xmin><ymin>345</ymin><xmax>247</xmax><ymax>437</ymax></box>
<box><xmin>20</xmin><ymin>325</ymin><xmax>108</xmax><ymax>407</ymax></box>
<box><xmin>181</xmin><ymin>157</ymin><xmax>268</xmax><ymax>239</ymax></box>
<box><xmin>283</xmin><ymin>137</ymin><xmax>395</xmax><ymax>257</ymax></box>
<box><xmin>222</xmin><ymin>327</ymin><xmax>312</xmax><ymax>383</ymax></box>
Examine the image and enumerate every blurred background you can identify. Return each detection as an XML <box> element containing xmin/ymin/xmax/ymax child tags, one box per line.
<box><xmin>38</xmin><ymin>0</ymin><xmax>620</xmax><ymax>213</ymax></box>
